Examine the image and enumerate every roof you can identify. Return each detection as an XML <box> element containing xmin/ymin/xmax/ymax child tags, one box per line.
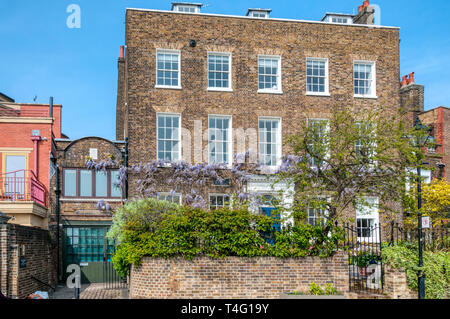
<box><xmin>0</xmin><ymin>92</ymin><xmax>15</xmax><ymax>103</ymax></box>
<box><xmin>126</xmin><ymin>8</ymin><xmax>399</xmax><ymax>29</ymax></box>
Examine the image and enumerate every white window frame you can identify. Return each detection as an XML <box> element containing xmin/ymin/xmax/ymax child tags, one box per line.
<box><xmin>356</xmin><ymin>197</ymin><xmax>380</xmax><ymax>243</ymax></box>
<box><xmin>257</xmin><ymin>55</ymin><xmax>282</xmax><ymax>94</ymax></box>
<box><xmin>174</xmin><ymin>5</ymin><xmax>200</xmax><ymax>13</ymax></box>
<box><xmin>355</xmin><ymin>121</ymin><xmax>378</xmax><ymax>166</ymax></box>
<box><xmin>156</xmin><ymin>113</ymin><xmax>182</xmax><ymax>162</ymax></box>
<box><xmin>258</xmin><ymin>117</ymin><xmax>282</xmax><ymax>169</ymax></box>
<box><xmin>155</xmin><ymin>49</ymin><xmax>182</xmax><ymax>89</ymax></box>
<box><xmin>207</xmin><ymin>52</ymin><xmax>232</xmax><ymax>92</ymax></box>
<box><xmin>306</xmin><ymin>118</ymin><xmax>330</xmax><ymax>169</ymax></box>
<box><xmin>306</xmin><ymin>57</ymin><xmax>329</xmax><ymax>96</ymax></box>
<box><xmin>250</xmin><ymin>11</ymin><xmax>268</xmax><ymax>18</ymax></box>
<box><xmin>208</xmin><ymin>114</ymin><xmax>233</xmax><ymax>167</ymax></box>
<box><xmin>209</xmin><ymin>193</ymin><xmax>231</xmax><ymax>210</ymax></box>
<box><xmin>158</xmin><ymin>192</ymin><xmax>182</xmax><ymax>205</ymax></box>
<box><xmin>353</xmin><ymin>60</ymin><xmax>377</xmax><ymax>99</ymax></box>
<box><xmin>307</xmin><ymin>198</ymin><xmax>330</xmax><ymax>226</ymax></box>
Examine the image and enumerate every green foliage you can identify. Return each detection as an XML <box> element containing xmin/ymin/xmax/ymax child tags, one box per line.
<box><xmin>309</xmin><ymin>282</ymin><xmax>339</xmax><ymax>295</ymax></box>
<box><xmin>382</xmin><ymin>243</ymin><xmax>449</xmax><ymax>299</ymax></box>
<box><xmin>276</xmin><ymin>105</ymin><xmax>428</xmax><ymax>221</ymax></box>
<box><xmin>107</xmin><ymin>197</ymin><xmax>180</xmax><ymax>244</ymax></box>
<box><xmin>110</xmin><ymin>198</ymin><xmax>344</xmax><ymax>277</ymax></box>
<box><xmin>350</xmin><ymin>252</ymin><xmax>381</xmax><ymax>268</ymax></box>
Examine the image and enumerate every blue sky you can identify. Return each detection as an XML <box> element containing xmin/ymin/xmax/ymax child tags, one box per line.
<box><xmin>1</xmin><ymin>0</ymin><xmax>449</xmax><ymax>140</ymax></box>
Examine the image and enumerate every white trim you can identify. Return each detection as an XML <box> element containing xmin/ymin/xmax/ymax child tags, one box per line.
<box><xmin>207</xmin><ymin>51</ymin><xmax>232</xmax><ymax>91</ymax></box>
<box><xmin>60</xmin><ymin>198</ymin><xmax>123</xmax><ymax>203</ymax></box>
<box><xmin>306</xmin><ymin>57</ymin><xmax>329</xmax><ymax>95</ymax></box>
<box><xmin>207</xmin><ymin>114</ymin><xmax>233</xmax><ymax>167</ymax></box>
<box><xmin>356</xmin><ymin>196</ymin><xmax>380</xmax><ymax>243</ymax></box>
<box><xmin>155</xmin><ymin>49</ymin><xmax>182</xmax><ymax>89</ymax></box>
<box><xmin>257</xmin><ymin>55</ymin><xmax>282</xmax><ymax>94</ymax></box>
<box><xmin>208</xmin><ymin>193</ymin><xmax>231</xmax><ymax>210</ymax></box>
<box><xmin>126</xmin><ymin>8</ymin><xmax>400</xmax><ymax>30</ymax></box>
<box><xmin>157</xmin><ymin>192</ymin><xmax>182</xmax><ymax>205</ymax></box>
<box><xmin>156</xmin><ymin>112</ymin><xmax>182</xmax><ymax>162</ymax></box>
<box><xmin>258</xmin><ymin>116</ymin><xmax>282</xmax><ymax>169</ymax></box>
<box><xmin>306</xmin><ymin>118</ymin><xmax>330</xmax><ymax>169</ymax></box>
<box><xmin>353</xmin><ymin>60</ymin><xmax>377</xmax><ymax>99</ymax></box>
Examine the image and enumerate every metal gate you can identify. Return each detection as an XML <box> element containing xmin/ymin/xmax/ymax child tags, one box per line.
<box><xmin>344</xmin><ymin>223</ymin><xmax>384</xmax><ymax>294</ymax></box>
<box><xmin>103</xmin><ymin>240</ymin><xmax>127</xmax><ymax>289</ymax></box>
<box><xmin>63</xmin><ymin>225</ymin><xmax>127</xmax><ymax>289</ymax></box>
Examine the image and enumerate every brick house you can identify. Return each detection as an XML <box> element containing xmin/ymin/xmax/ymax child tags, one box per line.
<box><xmin>0</xmin><ymin>94</ymin><xmax>62</xmax><ymax>297</ymax></box>
<box><xmin>399</xmin><ymin>73</ymin><xmax>449</xmax><ymax>182</ymax></box>
<box><xmin>0</xmin><ymin>94</ymin><xmax>62</xmax><ymax>229</ymax></box>
<box><xmin>50</xmin><ymin>136</ymin><xmax>126</xmax><ymax>283</ymax></box>
<box><xmin>116</xmin><ymin>1</ymin><xmax>403</xmax><ymax>238</ymax></box>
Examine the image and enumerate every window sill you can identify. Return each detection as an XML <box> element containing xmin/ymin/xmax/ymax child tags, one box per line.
<box><xmin>207</xmin><ymin>88</ymin><xmax>233</xmax><ymax>92</ymax></box>
<box><xmin>60</xmin><ymin>198</ymin><xmax>123</xmax><ymax>202</ymax></box>
<box><xmin>155</xmin><ymin>85</ymin><xmax>182</xmax><ymax>90</ymax></box>
<box><xmin>306</xmin><ymin>92</ymin><xmax>331</xmax><ymax>97</ymax></box>
<box><xmin>354</xmin><ymin>95</ymin><xmax>378</xmax><ymax>100</ymax></box>
<box><xmin>257</xmin><ymin>90</ymin><xmax>283</xmax><ymax>95</ymax></box>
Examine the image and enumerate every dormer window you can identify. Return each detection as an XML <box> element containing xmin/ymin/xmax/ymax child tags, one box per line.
<box><xmin>321</xmin><ymin>13</ymin><xmax>354</xmax><ymax>24</ymax></box>
<box><xmin>171</xmin><ymin>2</ymin><xmax>202</xmax><ymax>13</ymax></box>
<box><xmin>246</xmin><ymin>8</ymin><xmax>271</xmax><ymax>19</ymax></box>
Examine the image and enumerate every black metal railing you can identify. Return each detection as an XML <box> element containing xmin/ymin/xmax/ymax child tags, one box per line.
<box><xmin>388</xmin><ymin>220</ymin><xmax>448</xmax><ymax>251</ymax></box>
<box><xmin>344</xmin><ymin>223</ymin><xmax>384</xmax><ymax>294</ymax></box>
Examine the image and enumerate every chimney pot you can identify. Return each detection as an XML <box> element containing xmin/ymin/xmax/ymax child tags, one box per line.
<box><xmin>401</xmin><ymin>75</ymin><xmax>408</xmax><ymax>87</ymax></box>
<box><xmin>120</xmin><ymin>45</ymin><xmax>124</xmax><ymax>59</ymax></box>
<box><xmin>408</xmin><ymin>72</ymin><xmax>415</xmax><ymax>84</ymax></box>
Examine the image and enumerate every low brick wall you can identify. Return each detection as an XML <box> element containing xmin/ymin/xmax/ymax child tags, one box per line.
<box><xmin>384</xmin><ymin>265</ymin><xmax>416</xmax><ymax>299</ymax></box>
<box><xmin>129</xmin><ymin>251</ymin><xmax>349</xmax><ymax>299</ymax></box>
<box><xmin>0</xmin><ymin>223</ymin><xmax>57</xmax><ymax>299</ymax></box>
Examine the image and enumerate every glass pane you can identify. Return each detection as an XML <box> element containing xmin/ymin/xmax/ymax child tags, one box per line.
<box><xmin>111</xmin><ymin>170</ymin><xmax>122</xmax><ymax>198</ymax></box>
<box><xmin>80</xmin><ymin>170</ymin><xmax>92</xmax><ymax>197</ymax></box>
<box><xmin>64</xmin><ymin>170</ymin><xmax>77</xmax><ymax>197</ymax></box>
<box><xmin>95</xmin><ymin>171</ymin><xmax>108</xmax><ymax>197</ymax></box>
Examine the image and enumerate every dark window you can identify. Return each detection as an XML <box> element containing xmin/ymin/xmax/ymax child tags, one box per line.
<box><xmin>63</xmin><ymin>169</ymin><xmax>122</xmax><ymax>199</ymax></box>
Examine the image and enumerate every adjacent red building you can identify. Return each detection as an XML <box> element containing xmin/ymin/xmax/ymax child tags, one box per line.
<box><xmin>0</xmin><ymin>93</ymin><xmax>62</xmax><ymax>228</ymax></box>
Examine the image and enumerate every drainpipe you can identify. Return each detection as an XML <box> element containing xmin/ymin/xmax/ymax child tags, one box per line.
<box><xmin>124</xmin><ymin>138</ymin><xmax>129</xmax><ymax>200</ymax></box>
<box><xmin>54</xmin><ymin>162</ymin><xmax>61</xmax><ymax>282</ymax></box>
<box><xmin>31</xmin><ymin>136</ymin><xmax>42</xmax><ymax>176</ymax></box>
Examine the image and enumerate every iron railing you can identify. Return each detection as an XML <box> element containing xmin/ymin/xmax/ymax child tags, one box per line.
<box><xmin>344</xmin><ymin>223</ymin><xmax>384</xmax><ymax>294</ymax></box>
<box><xmin>388</xmin><ymin>220</ymin><xmax>449</xmax><ymax>251</ymax></box>
<box><xmin>0</xmin><ymin>170</ymin><xmax>48</xmax><ymax>207</ymax></box>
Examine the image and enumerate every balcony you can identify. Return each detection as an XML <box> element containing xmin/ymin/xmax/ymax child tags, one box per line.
<box><xmin>0</xmin><ymin>170</ymin><xmax>48</xmax><ymax>229</ymax></box>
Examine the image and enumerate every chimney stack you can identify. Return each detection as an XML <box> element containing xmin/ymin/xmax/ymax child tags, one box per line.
<box><xmin>400</xmin><ymin>72</ymin><xmax>424</xmax><ymax>125</ymax></box>
<box><xmin>353</xmin><ymin>0</ymin><xmax>374</xmax><ymax>25</ymax></box>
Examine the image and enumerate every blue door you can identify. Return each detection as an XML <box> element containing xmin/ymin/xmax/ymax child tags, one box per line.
<box><xmin>261</xmin><ymin>207</ymin><xmax>281</xmax><ymax>244</ymax></box>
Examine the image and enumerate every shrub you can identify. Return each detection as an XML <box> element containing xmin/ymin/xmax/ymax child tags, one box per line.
<box><xmin>382</xmin><ymin>243</ymin><xmax>449</xmax><ymax>299</ymax></box>
<box><xmin>110</xmin><ymin>199</ymin><xmax>344</xmax><ymax>277</ymax></box>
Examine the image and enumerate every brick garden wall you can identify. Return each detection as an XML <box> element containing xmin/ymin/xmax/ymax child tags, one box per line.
<box><xmin>0</xmin><ymin>223</ymin><xmax>56</xmax><ymax>299</ymax></box>
<box><xmin>384</xmin><ymin>265</ymin><xmax>416</xmax><ymax>299</ymax></box>
<box><xmin>129</xmin><ymin>251</ymin><xmax>349</xmax><ymax>299</ymax></box>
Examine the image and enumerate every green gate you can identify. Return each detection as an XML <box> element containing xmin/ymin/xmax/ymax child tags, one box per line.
<box><xmin>63</xmin><ymin>221</ymin><xmax>125</xmax><ymax>287</ymax></box>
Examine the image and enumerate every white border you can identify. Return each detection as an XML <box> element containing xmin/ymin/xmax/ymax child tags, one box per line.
<box><xmin>207</xmin><ymin>52</ymin><xmax>233</xmax><ymax>92</ymax></box>
<box><xmin>207</xmin><ymin>114</ymin><xmax>233</xmax><ymax>167</ymax></box>
<box><xmin>353</xmin><ymin>60</ymin><xmax>377</xmax><ymax>99</ymax></box>
<box><xmin>305</xmin><ymin>57</ymin><xmax>330</xmax><ymax>96</ymax></box>
<box><xmin>258</xmin><ymin>116</ymin><xmax>282</xmax><ymax>170</ymax></box>
<box><xmin>257</xmin><ymin>55</ymin><xmax>283</xmax><ymax>94</ymax></box>
<box><xmin>155</xmin><ymin>49</ymin><xmax>182</xmax><ymax>90</ymax></box>
<box><xmin>156</xmin><ymin>112</ymin><xmax>182</xmax><ymax>161</ymax></box>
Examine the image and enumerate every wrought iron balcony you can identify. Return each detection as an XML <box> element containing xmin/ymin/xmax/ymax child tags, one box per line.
<box><xmin>0</xmin><ymin>170</ymin><xmax>48</xmax><ymax>207</ymax></box>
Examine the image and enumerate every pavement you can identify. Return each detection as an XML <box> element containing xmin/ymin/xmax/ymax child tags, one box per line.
<box><xmin>50</xmin><ymin>283</ymin><xmax>128</xmax><ymax>299</ymax></box>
